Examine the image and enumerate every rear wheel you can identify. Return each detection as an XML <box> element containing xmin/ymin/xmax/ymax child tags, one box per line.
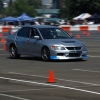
<box><xmin>41</xmin><ymin>47</ymin><xmax>50</xmax><ymax>61</ymax></box>
<box><xmin>9</xmin><ymin>45</ymin><xmax>20</xmax><ymax>59</ymax></box>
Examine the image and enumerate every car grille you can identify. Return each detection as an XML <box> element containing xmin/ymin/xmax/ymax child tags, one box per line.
<box><xmin>69</xmin><ymin>53</ymin><xmax>81</xmax><ymax>57</ymax></box>
<box><xmin>66</xmin><ymin>47</ymin><xmax>81</xmax><ymax>50</ymax></box>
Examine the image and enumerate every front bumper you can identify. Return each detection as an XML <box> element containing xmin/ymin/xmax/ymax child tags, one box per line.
<box><xmin>50</xmin><ymin>55</ymin><xmax>88</xmax><ymax>60</ymax></box>
<box><xmin>50</xmin><ymin>50</ymin><xmax>88</xmax><ymax>60</ymax></box>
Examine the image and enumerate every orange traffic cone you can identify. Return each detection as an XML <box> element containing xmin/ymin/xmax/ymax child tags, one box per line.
<box><xmin>0</xmin><ymin>34</ymin><xmax>3</xmax><ymax>36</ymax></box>
<box><xmin>82</xmin><ymin>31</ymin><xmax>87</xmax><ymax>34</ymax></box>
<box><xmin>4</xmin><ymin>44</ymin><xmax>7</xmax><ymax>50</ymax></box>
<box><xmin>47</xmin><ymin>70</ymin><xmax>55</xmax><ymax>83</ymax></box>
<box><xmin>1</xmin><ymin>38</ymin><xmax>6</xmax><ymax>43</ymax></box>
<box><xmin>87</xmin><ymin>33</ymin><xmax>90</xmax><ymax>36</ymax></box>
<box><xmin>76</xmin><ymin>34</ymin><xmax>80</xmax><ymax>38</ymax></box>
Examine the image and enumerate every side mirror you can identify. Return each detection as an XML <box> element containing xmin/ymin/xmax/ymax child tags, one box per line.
<box><xmin>34</xmin><ymin>36</ymin><xmax>40</xmax><ymax>39</ymax></box>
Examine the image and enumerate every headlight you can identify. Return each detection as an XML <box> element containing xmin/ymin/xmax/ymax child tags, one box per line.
<box><xmin>51</xmin><ymin>46</ymin><xmax>65</xmax><ymax>50</ymax></box>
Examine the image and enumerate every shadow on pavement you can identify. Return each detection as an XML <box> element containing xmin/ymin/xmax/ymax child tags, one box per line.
<box><xmin>6</xmin><ymin>56</ymin><xmax>87</xmax><ymax>62</ymax></box>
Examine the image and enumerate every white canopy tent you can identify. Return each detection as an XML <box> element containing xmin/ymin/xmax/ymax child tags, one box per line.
<box><xmin>73</xmin><ymin>13</ymin><xmax>91</xmax><ymax>20</ymax></box>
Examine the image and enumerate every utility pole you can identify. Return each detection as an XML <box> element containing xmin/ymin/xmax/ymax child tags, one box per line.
<box><xmin>9</xmin><ymin>0</ymin><xmax>12</xmax><ymax>16</ymax></box>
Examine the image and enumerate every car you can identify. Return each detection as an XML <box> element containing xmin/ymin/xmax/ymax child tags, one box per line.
<box><xmin>6</xmin><ymin>25</ymin><xmax>88</xmax><ymax>61</ymax></box>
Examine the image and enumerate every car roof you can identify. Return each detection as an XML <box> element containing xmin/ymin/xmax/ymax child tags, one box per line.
<box><xmin>22</xmin><ymin>25</ymin><xmax>59</xmax><ymax>28</ymax></box>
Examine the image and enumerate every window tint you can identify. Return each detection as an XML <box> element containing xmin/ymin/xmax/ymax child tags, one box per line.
<box><xmin>17</xmin><ymin>27</ymin><xmax>30</xmax><ymax>37</ymax></box>
<box><xmin>29</xmin><ymin>28</ymin><xmax>40</xmax><ymax>38</ymax></box>
<box><xmin>39</xmin><ymin>28</ymin><xmax>71</xmax><ymax>39</ymax></box>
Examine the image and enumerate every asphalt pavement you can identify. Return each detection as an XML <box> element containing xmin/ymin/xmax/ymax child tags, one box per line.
<box><xmin>0</xmin><ymin>31</ymin><xmax>100</xmax><ymax>100</ymax></box>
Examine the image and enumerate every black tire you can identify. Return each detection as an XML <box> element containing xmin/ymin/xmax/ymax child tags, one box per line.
<box><xmin>9</xmin><ymin>45</ymin><xmax>20</xmax><ymax>59</ymax></box>
<box><xmin>41</xmin><ymin>47</ymin><xmax>50</xmax><ymax>61</ymax></box>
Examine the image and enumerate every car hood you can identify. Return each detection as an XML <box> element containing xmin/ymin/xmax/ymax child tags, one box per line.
<box><xmin>42</xmin><ymin>39</ymin><xmax>84</xmax><ymax>47</ymax></box>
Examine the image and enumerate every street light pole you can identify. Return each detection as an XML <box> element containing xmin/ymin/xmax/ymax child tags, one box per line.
<box><xmin>9</xmin><ymin>0</ymin><xmax>12</xmax><ymax>16</ymax></box>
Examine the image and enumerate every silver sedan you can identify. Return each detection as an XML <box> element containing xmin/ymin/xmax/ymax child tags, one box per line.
<box><xmin>6</xmin><ymin>25</ymin><xmax>88</xmax><ymax>61</ymax></box>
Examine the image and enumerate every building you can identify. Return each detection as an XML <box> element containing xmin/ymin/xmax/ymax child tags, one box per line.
<box><xmin>36</xmin><ymin>0</ymin><xmax>61</xmax><ymax>17</ymax></box>
<box><xmin>52</xmin><ymin>0</ymin><xmax>60</xmax><ymax>9</ymax></box>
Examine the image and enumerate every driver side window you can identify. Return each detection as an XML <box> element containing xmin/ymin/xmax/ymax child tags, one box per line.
<box><xmin>29</xmin><ymin>28</ymin><xmax>40</xmax><ymax>38</ymax></box>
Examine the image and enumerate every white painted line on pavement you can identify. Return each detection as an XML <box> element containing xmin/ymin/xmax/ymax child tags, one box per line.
<box><xmin>9</xmin><ymin>72</ymin><xmax>100</xmax><ymax>86</ymax></box>
<box><xmin>0</xmin><ymin>76</ymin><xmax>100</xmax><ymax>95</ymax></box>
<box><xmin>73</xmin><ymin>69</ymin><xmax>100</xmax><ymax>73</ymax></box>
<box><xmin>0</xmin><ymin>43</ymin><xmax>4</xmax><ymax>44</ymax></box>
<box><xmin>0</xmin><ymin>54</ymin><xmax>8</xmax><ymax>55</ymax></box>
<box><xmin>88</xmin><ymin>55</ymin><xmax>100</xmax><ymax>57</ymax></box>
<box><xmin>0</xmin><ymin>93</ymin><xmax>30</xmax><ymax>100</ymax></box>
<box><xmin>86</xmin><ymin>45</ymin><xmax>100</xmax><ymax>47</ymax></box>
<box><xmin>0</xmin><ymin>88</ymin><xmax>55</xmax><ymax>93</ymax></box>
<box><xmin>0</xmin><ymin>49</ymin><xmax>4</xmax><ymax>50</ymax></box>
<box><xmin>9</xmin><ymin>72</ymin><xmax>48</xmax><ymax>78</ymax></box>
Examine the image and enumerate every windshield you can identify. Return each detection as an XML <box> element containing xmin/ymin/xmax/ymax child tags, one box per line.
<box><xmin>39</xmin><ymin>28</ymin><xmax>71</xmax><ymax>39</ymax></box>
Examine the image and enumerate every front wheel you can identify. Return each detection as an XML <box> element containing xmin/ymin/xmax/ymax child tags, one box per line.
<box><xmin>41</xmin><ymin>47</ymin><xmax>50</xmax><ymax>61</ymax></box>
<box><xmin>9</xmin><ymin>45</ymin><xmax>20</xmax><ymax>59</ymax></box>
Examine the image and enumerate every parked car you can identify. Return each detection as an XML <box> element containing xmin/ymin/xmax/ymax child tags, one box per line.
<box><xmin>6</xmin><ymin>25</ymin><xmax>88</xmax><ymax>61</ymax></box>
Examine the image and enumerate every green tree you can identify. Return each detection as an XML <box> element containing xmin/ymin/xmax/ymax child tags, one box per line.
<box><xmin>27</xmin><ymin>0</ymin><xmax>42</xmax><ymax>8</ymax></box>
<box><xmin>4</xmin><ymin>0</ymin><xmax>37</xmax><ymax>17</ymax></box>
<box><xmin>60</xmin><ymin>0</ymin><xmax>100</xmax><ymax>19</ymax></box>
<box><xmin>0</xmin><ymin>0</ymin><xmax>4</xmax><ymax>17</ymax></box>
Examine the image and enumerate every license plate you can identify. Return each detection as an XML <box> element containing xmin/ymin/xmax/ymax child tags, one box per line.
<box><xmin>70</xmin><ymin>51</ymin><xmax>81</xmax><ymax>53</ymax></box>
